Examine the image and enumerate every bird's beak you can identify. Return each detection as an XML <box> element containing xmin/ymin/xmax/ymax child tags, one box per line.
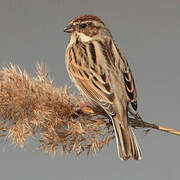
<box><xmin>64</xmin><ymin>24</ymin><xmax>74</xmax><ymax>33</ymax></box>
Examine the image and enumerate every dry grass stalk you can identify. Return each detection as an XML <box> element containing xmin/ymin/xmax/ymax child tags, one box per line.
<box><xmin>0</xmin><ymin>64</ymin><xmax>179</xmax><ymax>156</ymax></box>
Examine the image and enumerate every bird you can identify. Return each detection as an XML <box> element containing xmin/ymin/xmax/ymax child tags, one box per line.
<box><xmin>64</xmin><ymin>14</ymin><xmax>142</xmax><ymax>160</ymax></box>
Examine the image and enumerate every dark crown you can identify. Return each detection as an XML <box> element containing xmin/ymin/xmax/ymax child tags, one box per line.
<box><xmin>69</xmin><ymin>14</ymin><xmax>105</xmax><ymax>25</ymax></box>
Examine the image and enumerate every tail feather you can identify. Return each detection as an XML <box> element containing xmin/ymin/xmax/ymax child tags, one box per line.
<box><xmin>112</xmin><ymin>117</ymin><xmax>142</xmax><ymax>160</ymax></box>
<box><xmin>129</xmin><ymin>126</ymin><xmax>143</xmax><ymax>160</ymax></box>
<box><xmin>112</xmin><ymin>118</ymin><xmax>130</xmax><ymax>160</ymax></box>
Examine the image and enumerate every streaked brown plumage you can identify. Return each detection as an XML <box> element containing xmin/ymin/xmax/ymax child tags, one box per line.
<box><xmin>64</xmin><ymin>14</ymin><xmax>142</xmax><ymax>160</ymax></box>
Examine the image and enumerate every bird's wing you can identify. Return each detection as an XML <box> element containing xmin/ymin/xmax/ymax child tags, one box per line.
<box><xmin>115</xmin><ymin>44</ymin><xmax>138</xmax><ymax>111</ymax></box>
<box><xmin>67</xmin><ymin>40</ymin><xmax>115</xmax><ymax>116</ymax></box>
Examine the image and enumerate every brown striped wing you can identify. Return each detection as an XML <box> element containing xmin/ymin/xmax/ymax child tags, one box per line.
<box><xmin>115</xmin><ymin>45</ymin><xmax>138</xmax><ymax>111</ymax></box>
<box><xmin>91</xmin><ymin>39</ymin><xmax>138</xmax><ymax>111</ymax></box>
<box><xmin>67</xmin><ymin>40</ymin><xmax>115</xmax><ymax>116</ymax></box>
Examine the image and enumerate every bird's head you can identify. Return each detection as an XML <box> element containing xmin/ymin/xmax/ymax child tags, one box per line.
<box><xmin>64</xmin><ymin>14</ymin><xmax>110</xmax><ymax>43</ymax></box>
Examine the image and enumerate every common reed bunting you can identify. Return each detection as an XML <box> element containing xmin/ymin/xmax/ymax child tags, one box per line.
<box><xmin>64</xmin><ymin>14</ymin><xmax>142</xmax><ymax>160</ymax></box>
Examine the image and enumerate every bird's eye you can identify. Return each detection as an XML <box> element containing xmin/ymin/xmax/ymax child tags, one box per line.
<box><xmin>80</xmin><ymin>23</ymin><xmax>88</xmax><ymax>29</ymax></box>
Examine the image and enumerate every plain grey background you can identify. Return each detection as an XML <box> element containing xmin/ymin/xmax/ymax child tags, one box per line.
<box><xmin>0</xmin><ymin>0</ymin><xmax>180</xmax><ymax>179</ymax></box>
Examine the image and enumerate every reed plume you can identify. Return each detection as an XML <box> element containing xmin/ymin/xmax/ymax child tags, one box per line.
<box><xmin>0</xmin><ymin>64</ymin><xmax>179</xmax><ymax>156</ymax></box>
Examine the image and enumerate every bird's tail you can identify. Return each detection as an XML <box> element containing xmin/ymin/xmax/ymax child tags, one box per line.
<box><xmin>112</xmin><ymin>116</ymin><xmax>142</xmax><ymax>160</ymax></box>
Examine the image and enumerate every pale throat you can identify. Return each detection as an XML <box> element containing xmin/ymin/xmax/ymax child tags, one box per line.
<box><xmin>77</xmin><ymin>33</ymin><xmax>93</xmax><ymax>42</ymax></box>
<box><xmin>69</xmin><ymin>32</ymin><xmax>94</xmax><ymax>45</ymax></box>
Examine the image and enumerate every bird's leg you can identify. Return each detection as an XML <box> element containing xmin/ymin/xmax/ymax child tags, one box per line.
<box><xmin>128</xmin><ymin>107</ymin><xmax>143</xmax><ymax>122</ymax></box>
<box><xmin>74</xmin><ymin>101</ymin><xmax>94</xmax><ymax>115</ymax></box>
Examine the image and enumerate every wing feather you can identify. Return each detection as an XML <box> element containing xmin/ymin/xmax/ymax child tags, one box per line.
<box><xmin>67</xmin><ymin>39</ymin><xmax>138</xmax><ymax>114</ymax></box>
<box><xmin>115</xmin><ymin>44</ymin><xmax>138</xmax><ymax>111</ymax></box>
<box><xmin>68</xmin><ymin>41</ymin><xmax>115</xmax><ymax>115</ymax></box>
